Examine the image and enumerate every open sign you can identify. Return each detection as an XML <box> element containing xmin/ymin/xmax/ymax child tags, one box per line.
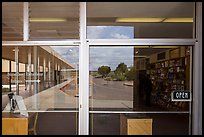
<box><xmin>171</xmin><ymin>90</ymin><xmax>191</xmax><ymax>101</ymax></box>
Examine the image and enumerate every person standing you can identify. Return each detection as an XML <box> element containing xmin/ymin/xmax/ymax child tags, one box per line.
<box><xmin>144</xmin><ymin>74</ymin><xmax>153</xmax><ymax>106</ymax></box>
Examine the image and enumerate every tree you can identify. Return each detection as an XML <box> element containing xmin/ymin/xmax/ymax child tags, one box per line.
<box><xmin>125</xmin><ymin>66</ymin><xmax>136</xmax><ymax>81</ymax></box>
<box><xmin>98</xmin><ymin>65</ymin><xmax>111</xmax><ymax>78</ymax></box>
<box><xmin>115</xmin><ymin>63</ymin><xmax>128</xmax><ymax>74</ymax></box>
<box><xmin>114</xmin><ymin>63</ymin><xmax>128</xmax><ymax>81</ymax></box>
<box><xmin>107</xmin><ymin>71</ymin><xmax>115</xmax><ymax>78</ymax></box>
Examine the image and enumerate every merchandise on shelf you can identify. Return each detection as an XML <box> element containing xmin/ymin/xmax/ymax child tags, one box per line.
<box><xmin>149</xmin><ymin>57</ymin><xmax>188</xmax><ymax>111</ymax></box>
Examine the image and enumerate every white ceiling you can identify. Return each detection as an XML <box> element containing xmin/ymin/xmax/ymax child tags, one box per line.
<box><xmin>87</xmin><ymin>2</ymin><xmax>194</xmax><ymax>18</ymax></box>
<box><xmin>2</xmin><ymin>2</ymin><xmax>80</xmax><ymax>41</ymax></box>
<box><xmin>2</xmin><ymin>2</ymin><xmax>195</xmax><ymax>41</ymax></box>
<box><xmin>87</xmin><ymin>2</ymin><xmax>194</xmax><ymax>38</ymax></box>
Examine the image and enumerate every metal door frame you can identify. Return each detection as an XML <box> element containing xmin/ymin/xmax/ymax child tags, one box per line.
<box><xmin>2</xmin><ymin>2</ymin><xmax>202</xmax><ymax>135</ymax></box>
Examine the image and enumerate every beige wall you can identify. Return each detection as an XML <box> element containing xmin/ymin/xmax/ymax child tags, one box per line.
<box><xmin>2</xmin><ymin>59</ymin><xmax>9</xmax><ymax>72</ymax></box>
<box><xmin>2</xmin><ymin>59</ymin><xmax>25</xmax><ymax>72</ymax></box>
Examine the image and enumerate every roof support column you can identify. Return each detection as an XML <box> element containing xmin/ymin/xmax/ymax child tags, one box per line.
<box><xmin>43</xmin><ymin>58</ymin><xmax>46</xmax><ymax>89</ymax></box>
<box><xmin>9</xmin><ymin>60</ymin><xmax>12</xmax><ymax>92</ymax></box>
<box><xmin>27</xmin><ymin>47</ymin><xmax>32</xmax><ymax>96</ymax></box>
<box><xmin>33</xmin><ymin>46</ymin><xmax>38</xmax><ymax>109</ymax></box>
<box><xmin>37</xmin><ymin>55</ymin><xmax>40</xmax><ymax>92</ymax></box>
<box><xmin>48</xmin><ymin>60</ymin><xmax>51</xmax><ymax>88</ymax></box>
<box><xmin>15</xmin><ymin>47</ymin><xmax>19</xmax><ymax>95</ymax></box>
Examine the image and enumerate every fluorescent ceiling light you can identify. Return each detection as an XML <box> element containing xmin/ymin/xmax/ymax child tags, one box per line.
<box><xmin>12</xmin><ymin>49</ymin><xmax>19</xmax><ymax>52</ymax></box>
<box><xmin>135</xmin><ymin>51</ymin><xmax>139</xmax><ymax>54</ymax></box>
<box><xmin>134</xmin><ymin>46</ymin><xmax>178</xmax><ymax>48</ymax></box>
<box><xmin>134</xmin><ymin>56</ymin><xmax>149</xmax><ymax>58</ymax></box>
<box><xmin>30</xmin><ymin>18</ymin><xmax>67</xmax><ymax>22</ymax></box>
<box><xmin>163</xmin><ymin>18</ymin><xmax>193</xmax><ymax>22</ymax></box>
<box><xmin>36</xmin><ymin>30</ymin><xmax>57</xmax><ymax>33</ymax></box>
<box><xmin>152</xmin><ymin>46</ymin><xmax>178</xmax><ymax>48</ymax></box>
<box><xmin>116</xmin><ymin>18</ymin><xmax>165</xmax><ymax>23</ymax></box>
<box><xmin>116</xmin><ymin>18</ymin><xmax>193</xmax><ymax>23</ymax></box>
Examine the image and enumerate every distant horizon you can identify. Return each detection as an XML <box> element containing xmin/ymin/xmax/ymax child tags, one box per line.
<box><xmin>52</xmin><ymin>26</ymin><xmax>134</xmax><ymax>71</ymax></box>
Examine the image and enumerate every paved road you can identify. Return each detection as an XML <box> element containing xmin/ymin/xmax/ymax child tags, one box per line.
<box><xmin>92</xmin><ymin>78</ymin><xmax>133</xmax><ymax>101</ymax></box>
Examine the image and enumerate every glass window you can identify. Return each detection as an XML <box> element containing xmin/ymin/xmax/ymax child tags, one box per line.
<box><xmin>89</xmin><ymin>46</ymin><xmax>191</xmax><ymax>111</ymax></box>
<box><xmin>2</xmin><ymin>45</ymin><xmax>79</xmax><ymax>134</ymax></box>
<box><xmin>87</xmin><ymin>2</ymin><xmax>194</xmax><ymax>38</ymax></box>
<box><xmin>28</xmin><ymin>112</ymin><xmax>78</xmax><ymax>135</ymax></box>
<box><xmin>2</xmin><ymin>46</ymin><xmax>79</xmax><ymax>111</ymax></box>
<box><xmin>2</xmin><ymin>2</ymin><xmax>23</xmax><ymax>41</ymax></box>
<box><xmin>2</xmin><ymin>2</ymin><xmax>196</xmax><ymax>135</ymax></box>
<box><xmin>2</xmin><ymin>2</ymin><xmax>80</xmax><ymax>41</ymax></box>
<box><xmin>90</xmin><ymin>113</ymin><xmax>189</xmax><ymax>135</ymax></box>
<box><xmin>89</xmin><ymin>46</ymin><xmax>191</xmax><ymax>135</ymax></box>
<box><xmin>29</xmin><ymin>2</ymin><xmax>80</xmax><ymax>40</ymax></box>
<box><xmin>87</xmin><ymin>26</ymin><xmax>134</xmax><ymax>39</ymax></box>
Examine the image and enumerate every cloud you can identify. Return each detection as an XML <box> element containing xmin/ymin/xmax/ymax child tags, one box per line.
<box><xmin>110</xmin><ymin>33</ymin><xmax>130</xmax><ymax>39</ymax></box>
<box><xmin>87</xmin><ymin>26</ymin><xmax>108</xmax><ymax>39</ymax></box>
<box><xmin>52</xmin><ymin>26</ymin><xmax>134</xmax><ymax>71</ymax></box>
<box><xmin>90</xmin><ymin>47</ymin><xmax>133</xmax><ymax>71</ymax></box>
<box><xmin>51</xmin><ymin>46</ymin><xmax>79</xmax><ymax>66</ymax></box>
<box><xmin>52</xmin><ymin>46</ymin><xmax>134</xmax><ymax>71</ymax></box>
<box><xmin>87</xmin><ymin>26</ymin><xmax>133</xmax><ymax>39</ymax></box>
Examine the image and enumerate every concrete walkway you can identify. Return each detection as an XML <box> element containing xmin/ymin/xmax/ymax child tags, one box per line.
<box><xmin>3</xmin><ymin>78</ymin><xmax>134</xmax><ymax>112</ymax></box>
<box><xmin>3</xmin><ymin>80</ymin><xmax>77</xmax><ymax>111</ymax></box>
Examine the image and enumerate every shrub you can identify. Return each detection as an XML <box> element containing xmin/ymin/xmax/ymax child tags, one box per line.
<box><xmin>2</xmin><ymin>88</ymin><xmax>10</xmax><ymax>93</ymax></box>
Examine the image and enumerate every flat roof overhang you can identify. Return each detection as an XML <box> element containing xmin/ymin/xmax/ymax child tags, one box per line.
<box><xmin>2</xmin><ymin>46</ymin><xmax>75</xmax><ymax>69</ymax></box>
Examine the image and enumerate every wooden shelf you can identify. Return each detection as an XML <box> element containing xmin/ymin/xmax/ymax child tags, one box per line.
<box><xmin>120</xmin><ymin>114</ymin><xmax>152</xmax><ymax>135</ymax></box>
<box><xmin>2</xmin><ymin>113</ymin><xmax>28</xmax><ymax>135</ymax></box>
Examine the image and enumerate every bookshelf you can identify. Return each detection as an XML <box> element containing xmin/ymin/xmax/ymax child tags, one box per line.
<box><xmin>149</xmin><ymin>48</ymin><xmax>189</xmax><ymax>111</ymax></box>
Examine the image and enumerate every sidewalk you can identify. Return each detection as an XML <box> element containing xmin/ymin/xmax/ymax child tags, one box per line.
<box><xmin>123</xmin><ymin>81</ymin><xmax>133</xmax><ymax>87</ymax></box>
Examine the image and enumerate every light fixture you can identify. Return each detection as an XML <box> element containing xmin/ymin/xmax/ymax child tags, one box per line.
<box><xmin>135</xmin><ymin>51</ymin><xmax>139</xmax><ymax>54</ymax></box>
<box><xmin>152</xmin><ymin>46</ymin><xmax>178</xmax><ymax>48</ymax></box>
<box><xmin>134</xmin><ymin>56</ymin><xmax>148</xmax><ymax>58</ymax></box>
<box><xmin>134</xmin><ymin>46</ymin><xmax>149</xmax><ymax>48</ymax></box>
<box><xmin>116</xmin><ymin>18</ymin><xmax>193</xmax><ymax>23</ymax></box>
<box><xmin>30</xmin><ymin>18</ymin><xmax>67</xmax><ymax>22</ymax></box>
<box><xmin>134</xmin><ymin>46</ymin><xmax>178</xmax><ymax>48</ymax></box>
<box><xmin>116</xmin><ymin>18</ymin><xmax>165</xmax><ymax>23</ymax></box>
<box><xmin>36</xmin><ymin>30</ymin><xmax>57</xmax><ymax>33</ymax></box>
<box><xmin>162</xmin><ymin>18</ymin><xmax>193</xmax><ymax>22</ymax></box>
<box><xmin>12</xmin><ymin>49</ymin><xmax>19</xmax><ymax>52</ymax></box>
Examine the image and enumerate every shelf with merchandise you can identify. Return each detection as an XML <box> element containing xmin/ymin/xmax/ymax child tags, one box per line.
<box><xmin>149</xmin><ymin>56</ymin><xmax>187</xmax><ymax>111</ymax></box>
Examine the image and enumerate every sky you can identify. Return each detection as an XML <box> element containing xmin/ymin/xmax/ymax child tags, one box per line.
<box><xmin>87</xmin><ymin>26</ymin><xmax>134</xmax><ymax>39</ymax></box>
<box><xmin>52</xmin><ymin>26</ymin><xmax>134</xmax><ymax>71</ymax></box>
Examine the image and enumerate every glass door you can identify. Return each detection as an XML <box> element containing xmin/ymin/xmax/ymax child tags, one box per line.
<box><xmin>86</xmin><ymin>2</ymin><xmax>195</xmax><ymax>135</ymax></box>
<box><xmin>2</xmin><ymin>2</ymin><xmax>199</xmax><ymax>135</ymax></box>
<box><xmin>2</xmin><ymin>2</ymin><xmax>82</xmax><ymax>135</ymax></box>
<box><xmin>88</xmin><ymin>43</ymin><xmax>193</xmax><ymax>135</ymax></box>
<box><xmin>2</xmin><ymin>45</ymin><xmax>80</xmax><ymax>135</ymax></box>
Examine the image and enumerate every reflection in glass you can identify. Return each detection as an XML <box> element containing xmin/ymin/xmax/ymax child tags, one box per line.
<box><xmin>89</xmin><ymin>46</ymin><xmax>190</xmax><ymax>111</ymax></box>
<box><xmin>87</xmin><ymin>2</ymin><xmax>194</xmax><ymax>38</ymax></box>
<box><xmin>87</xmin><ymin>26</ymin><xmax>134</xmax><ymax>39</ymax></box>
<box><xmin>90</xmin><ymin>113</ymin><xmax>189</xmax><ymax>135</ymax></box>
<box><xmin>28</xmin><ymin>112</ymin><xmax>78</xmax><ymax>135</ymax></box>
<box><xmin>2</xmin><ymin>46</ymin><xmax>79</xmax><ymax>111</ymax></box>
<box><xmin>29</xmin><ymin>2</ymin><xmax>80</xmax><ymax>40</ymax></box>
